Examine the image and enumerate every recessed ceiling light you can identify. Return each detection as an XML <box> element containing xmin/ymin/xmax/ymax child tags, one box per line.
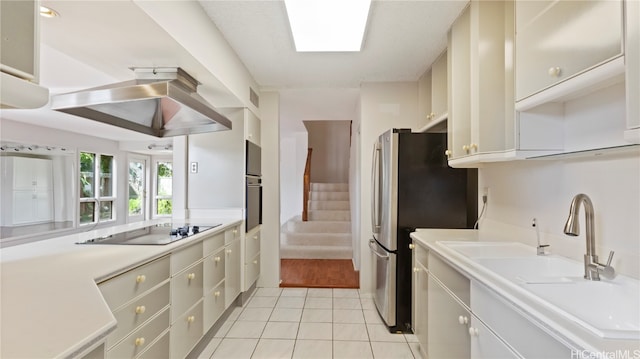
<box><xmin>40</xmin><ymin>6</ymin><xmax>59</xmax><ymax>18</ymax></box>
<box><xmin>284</xmin><ymin>0</ymin><xmax>371</xmax><ymax>52</ymax></box>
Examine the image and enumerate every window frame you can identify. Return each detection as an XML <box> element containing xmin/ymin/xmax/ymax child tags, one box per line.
<box><xmin>78</xmin><ymin>151</ymin><xmax>116</xmax><ymax>226</ymax></box>
<box><xmin>152</xmin><ymin>157</ymin><xmax>173</xmax><ymax>218</ymax></box>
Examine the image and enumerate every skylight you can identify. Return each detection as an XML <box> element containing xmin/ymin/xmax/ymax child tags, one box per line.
<box><xmin>284</xmin><ymin>0</ymin><xmax>372</xmax><ymax>52</ymax></box>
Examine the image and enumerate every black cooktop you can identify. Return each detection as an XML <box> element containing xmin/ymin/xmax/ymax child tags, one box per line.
<box><xmin>76</xmin><ymin>223</ymin><xmax>221</xmax><ymax>245</ymax></box>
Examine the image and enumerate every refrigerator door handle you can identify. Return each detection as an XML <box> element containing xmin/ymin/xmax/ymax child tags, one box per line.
<box><xmin>369</xmin><ymin>239</ymin><xmax>389</xmax><ymax>260</ymax></box>
<box><xmin>371</xmin><ymin>141</ymin><xmax>381</xmax><ymax>234</ymax></box>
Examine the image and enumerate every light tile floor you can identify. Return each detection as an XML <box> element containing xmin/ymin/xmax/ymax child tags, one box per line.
<box><xmin>198</xmin><ymin>287</ymin><xmax>421</xmax><ymax>359</ymax></box>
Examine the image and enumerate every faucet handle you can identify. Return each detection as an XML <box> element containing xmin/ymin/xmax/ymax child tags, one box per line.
<box><xmin>599</xmin><ymin>251</ymin><xmax>616</xmax><ymax>279</ymax></box>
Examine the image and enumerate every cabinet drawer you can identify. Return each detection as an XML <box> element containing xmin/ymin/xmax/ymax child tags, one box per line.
<box><xmin>137</xmin><ymin>330</ymin><xmax>169</xmax><ymax>359</ymax></box>
<box><xmin>429</xmin><ymin>252</ymin><xmax>470</xmax><ymax>306</ymax></box>
<box><xmin>171</xmin><ymin>262</ymin><xmax>204</xmax><ymax>322</ymax></box>
<box><xmin>108</xmin><ymin>281</ymin><xmax>170</xmax><ymax>348</ymax></box>
<box><xmin>203</xmin><ymin>248</ymin><xmax>225</xmax><ymax>293</ymax></box>
<box><xmin>225</xmin><ymin>225</ymin><xmax>240</xmax><ymax>245</ymax></box>
<box><xmin>245</xmin><ymin>230</ymin><xmax>260</xmax><ymax>262</ymax></box>
<box><xmin>204</xmin><ymin>281</ymin><xmax>225</xmax><ymax>332</ymax></box>
<box><xmin>100</xmin><ymin>256</ymin><xmax>170</xmax><ymax>310</ymax></box>
<box><xmin>244</xmin><ymin>253</ymin><xmax>260</xmax><ymax>288</ymax></box>
<box><xmin>170</xmin><ymin>300</ymin><xmax>204</xmax><ymax>359</ymax></box>
<box><xmin>414</xmin><ymin>244</ymin><xmax>428</xmax><ymax>268</ymax></box>
<box><xmin>203</xmin><ymin>232</ymin><xmax>225</xmax><ymax>256</ymax></box>
<box><xmin>171</xmin><ymin>242</ymin><xmax>203</xmax><ymax>275</ymax></box>
<box><xmin>107</xmin><ymin>308</ymin><xmax>169</xmax><ymax>359</ymax></box>
<box><xmin>471</xmin><ymin>281</ymin><xmax>573</xmax><ymax>358</ymax></box>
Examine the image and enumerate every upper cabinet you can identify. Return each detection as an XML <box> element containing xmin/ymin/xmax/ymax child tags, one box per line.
<box><xmin>418</xmin><ymin>50</ymin><xmax>448</xmax><ymax>132</ymax></box>
<box><xmin>245</xmin><ymin>109</ymin><xmax>261</xmax><ymax>146</ymax></box>
<box><xmin>625</xmin><ymin>0</ymin><xmax>640</xmax><ymax>143</ymax></box>
<box><xmin>0</xmin><ymin>0</ymin><xmax>49</xmax><ymax>109</ymax></box>
<box><xmin>515</xmin><ymin>1</ymin><xmax>624</xmax><ymax>103</ymax></box>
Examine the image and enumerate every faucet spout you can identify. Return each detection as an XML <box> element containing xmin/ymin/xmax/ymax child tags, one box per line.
<box><xmin>563</xmin><ymin>193</ymin><xmax>615</xmax><ymax>281</ymax></box>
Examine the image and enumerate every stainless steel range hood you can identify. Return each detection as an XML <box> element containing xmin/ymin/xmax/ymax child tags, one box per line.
<box><xmin>50</xmin><ymin>67</ymin><xmax>232</xmax><ymax>137</ymax></box>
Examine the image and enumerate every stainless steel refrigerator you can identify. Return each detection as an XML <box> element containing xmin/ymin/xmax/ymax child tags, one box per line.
<box><xmin>369</xmin><ymin>128</ymin><xmax>477</xmax><ymax>333</ymax></box>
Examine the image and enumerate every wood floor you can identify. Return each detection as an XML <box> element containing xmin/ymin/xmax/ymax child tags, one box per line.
<box><xmin>280</xmin><ymin>259</ymin><xmax>359</xmax><ymax>289</ymax></box>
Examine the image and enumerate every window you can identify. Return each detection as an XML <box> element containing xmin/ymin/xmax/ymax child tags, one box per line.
<box><xmin>80</xmin><ymin>152</ymin><xmax>115</xmax><ymax>224</ymax></box>
<box><xmin>155</xmin><ymin>161</ymin><xmax>172</xmax><ymax>216</ymax></box>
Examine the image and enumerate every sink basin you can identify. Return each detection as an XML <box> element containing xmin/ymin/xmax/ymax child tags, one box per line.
<box><xmin>438</xmin><ymin>241</ymin><xmax>640</xmax><ymax>340</ymax></box>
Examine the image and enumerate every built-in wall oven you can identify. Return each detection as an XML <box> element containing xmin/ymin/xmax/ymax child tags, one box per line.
<box><xmin>246</xmin><ymin>140</ymin><xmax>262</xmax><ymax>232</ymax></box>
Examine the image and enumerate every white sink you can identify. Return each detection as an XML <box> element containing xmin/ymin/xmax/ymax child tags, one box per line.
<box><xmin>438</xmin><ymin>241</ymin><xmax>640</xmax><ymax>340</ymax></box>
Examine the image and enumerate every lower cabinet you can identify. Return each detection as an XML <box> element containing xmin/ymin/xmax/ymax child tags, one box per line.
<box><xmin>413</xmin><ymin>246</ymin><xmax>429</xmax><ymax>359</ymax></box>
<box><xmin>421</xmin><ymin>249</ymin><xmax>574</xmax><ymax>359</ymax></box>
<box><xmin>97</xmin><ymin>223</ymin><xmax>245</xmax><ymax>359</ymax></box>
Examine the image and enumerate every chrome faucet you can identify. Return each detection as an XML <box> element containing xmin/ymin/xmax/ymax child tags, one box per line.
<box><xmin>563</xmin><ymin>194</ymin><xmax>615</xmax><ymax>281</ymax></box>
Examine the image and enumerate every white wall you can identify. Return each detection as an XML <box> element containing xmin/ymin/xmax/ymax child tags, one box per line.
<box><xmin>258</xmin><ymin>91</ymin><xmax>281</xmax><ymax>288</ymax></box>
<box><xmin>350</xmin><ymin>102</ymin><xmax>362</xmax><ymax>270</ymax></box>
<box><xmin>304</xmin><ymin>120</ymin><xmax>351</xmax><ymax>183</ymax></box>
<box><xmin>358</xmin><ymin>82</ymin><xmax>418</xmax><ymax>293</ymax></box>
<box><xmin>479</xmin><ymin>85</ymin><xmax>640</xmax><ymax>279</ymax></box>
<box><xmin>280</xmin><ymin>131</ymin><xmax>307</xmax><ymax>225</ymax></box>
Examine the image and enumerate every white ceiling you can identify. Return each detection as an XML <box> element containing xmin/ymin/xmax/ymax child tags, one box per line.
<box><xmin>2</xmin><ymin>1</ymin><xmax>468</xmax><ymax>140</ymax></box>
<box><xmin>199</xmin><ymin>0</ymin><xmax>468</xmax><ymax>133</ymax></box>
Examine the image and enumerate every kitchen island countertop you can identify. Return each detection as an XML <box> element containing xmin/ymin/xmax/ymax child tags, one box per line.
<box><xmin>0</xmin><ymin>218</ymin><xmax>242</xmax><ymax>359</ymax></box>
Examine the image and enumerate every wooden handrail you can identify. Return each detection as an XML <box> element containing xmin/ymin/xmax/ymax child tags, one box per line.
<box><xmin>302</xmin><ymin>148</ymin><xmax>313</xmax><ymax>221</ymax></box>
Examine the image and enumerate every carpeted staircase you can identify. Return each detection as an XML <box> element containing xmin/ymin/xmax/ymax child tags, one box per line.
<box><xmin>281</xmin><ymin>183</ymin><xmax>352</xmax><ymax>259</ymax></box>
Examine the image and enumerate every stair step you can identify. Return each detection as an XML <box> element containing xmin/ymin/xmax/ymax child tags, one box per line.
<box><xmin>310</xmin><ymin>183</ymin><xmax>349</xmax><ymax>192</ymax></box>
<box><xmin>283</xmin><ymin>232</ymin><xmax>351</xmax><ymax>246</ymax></box>
<box><xmin>309</xmin><ymin>191</ymin><xmax>349</xmax><ymax>201</ymax></box>
<box><xmin>308</xmin><ymin>210</ymin><xmax>350</xmax><ymax>221</ymax></box>
<box><xmin>308</xmin><ymin>200</ymin><xmax>350</xmax><ymax>210</ymax></box>
<box><xmin>287</xmin><ymin>220</ymin><xmax>351</xmax><ymax>233</ymax></box>
<box><xmin>280</xmin><ymin>244</ymin><xmax>352</xmax><ymax>260</ymax></box>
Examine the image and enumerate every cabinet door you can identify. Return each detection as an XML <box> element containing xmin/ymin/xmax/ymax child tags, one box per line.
<box><xmin>515</xmin><ymin>0</ymin><xmax>623</xmax><ymax>100</ymax></box>
<box><xmin>246</xmin><ymin>109</ymin><xmax>261</xmax><ymax>146</ymax></box>
<box><xmin>447</xmin><ymin>5</ymin><xmax>472</xmax><ymax>160</ymax></box>
<box><xmin>33</xmin><ymin>190</ymin><xmax>53</xmax><ymax>222</ymax></box>
<box><xmin>12</xmin><ymin>191</ymin><xmax>34</xmax><ymax>225</ymax></box>
<box><xmin>413</xmin><ymin>263</ymin><xmax>429</xmax><ymax>359</ymax></box>
<box><xmin>417</xmin><ymin>69</ymin><xmax>433</xmax><ymax>129</ymax></box>
<box><xmin>470</xmin><ymin>316</ymin><xmax>520</xmax><ymax>359</ymax></box>
<box><xmin>428</xmin><ymin>275</ymin><xmax>470</xmax><ymax>359</ymax></box>
<box><xmin>0</xmin><ymin>0</ymin><xmax>37</xmax><ymax>80</ymax></box>
<box><xmin>431</xmin><ymin>50</ymin><xmax>448</xmax><ymax>120</ymax></box>
<box><xmin>224</xmin><ymin>238</ymin><xmax>241</xmax><ymax>307</ymax></box>
<box><xmin>171</xmin><ymin>262</ymin><xmax>204</xmax><ymax>323</ymax></box>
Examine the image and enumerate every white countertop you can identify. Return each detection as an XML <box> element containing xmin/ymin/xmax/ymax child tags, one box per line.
<box><xmin>0</xmin><ymin>218</ymin><xmax>242</xmax><ymax>359</ymax></box>
<box><xmin>410</xmin><ymin>228</ymin><xmax>640</xmax><ymax>354</ymax></box>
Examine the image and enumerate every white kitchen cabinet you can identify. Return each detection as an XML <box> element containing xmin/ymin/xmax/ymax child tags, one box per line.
<box><xmin>97</xmin><ymin>256</ymin><xmax>171</xmax><ymax>359</ymax></box>
<box><xmin>469</xmin><ymin>315</ymin><xmax>520</xmax><ymax>359</ymax></box>
<box><xmin>224</xmin><ymin>225</ymin><xmax>242</xmax><ymax>306</ymax></box>
<box><xmin>412</xmin><ymin>244</ymin><xmax>429</xmax><ymax>359</ymax></box>
<box><xmin>625</xmin><ymin>0</ymin><xmax>640</xmax><ymax>143</ymax></box>
<box><xmin>471</xmin><ymin>282</ymin><xmax>574</xmax><ymax>358</ymax></box>
<box><xmin>203</xmin><ymin>281</ymin><xmax>225</xmax><ymax>331</ymax></box>
<box><xmin>243</xmin><ymin>226</ymin><xmax>261</xmax><ymax>291</ymax></box>
<box><xmin>417</xmin><ymin>69</ymin><xmax>432</xmax><ymax>130</ymax></box>
<box><xmin>431</xmin><ymin>51</ymin><xmax>448</xmax><ymax>123</ymax></box>
<box><xmin>171</xmin><ymin>261</ymin><xmax>204</xmax><ymax>323</ymax></box>
<box><xmin>1</xmin><ymin>156</ymin><xmax>54</xmax><ymax>226</ymax></box>
<box><xmin>428</xmin><ymin>274</ymin><xmax>471</xmax><ymax>359</ymax></box>
<box><xmin>245</xmin><ymin>109</ymin><xmax>261</xmax><ymax>146</ymax></box>
<box><xmin>418</xmin><ymin>50</ymin><xmax>448</xmax><ymax>132</ymax></box>
<box><xmin>515</xmin><ymin>0</ymin><xmax>624</xmax><ymax>102</ymax></box>
<box><xmin>170</xmin><ymin>300</ymin><xmax>204</xmax><ymax>359</ymax></box>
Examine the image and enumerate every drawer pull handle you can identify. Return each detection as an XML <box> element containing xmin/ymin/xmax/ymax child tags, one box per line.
<box><xmin>254</xmin><ymin>235</ymin><xmax>258</xmax><ymax>240</ymax></box>
<box><xmin>445</xmin><ymin>149</ymin><xmax>452</xmax><ymax>158</ymax></box>
<box><xmin>458</xmin><ymin>315</ymin><xmax>468</xmax><ymax>325</ymax></box>
<box><xmin>470</xmin><ymin>143</ymin><xmax>478</xmax><ymax>152</ymax></box>
<box><xmin>214</xmin><ymin>291</ymin><xmax>221</xmax><ymax>297</ymax></box>
<box><xmin>226</xmin><ymin>249</ymin><xmax>232</xmax><ymax>254</ymax></box>
<box><xmin>187</xmin><ymin>315</ymin><xmax>196</xmax><ymax>323</ymax></box>
<box><xmin>135</xmin><ymin>305</ymin><xmax>146</xmax><ymax>315</ymax></box>
<box><xmin>548</xmin><ymin>67</ymin><xmax>561</xmax><ymax>77</ymax></box>
<box><xmin>408</xmin><ymin>243</ymin><xmax>415</xmax><ymax>249</ymax></box>
<box><xmin>413</xmin><ymin>267</ymin><xmax>420</xmax><ymax>273</ymax></box>
<box><xmin>233</xmin><ymin>229</ymin><xmax>238</xmax><ymax>235</ymax></box>
<box><xmin>136</xmin><ymin>275</ymin><xmax>146</xmax><ymax>284</ymax></box>
<box><xmin>253</xmin><ymin>260</ymin><xmax>258</xmax><ymax>264</ymax></box>
<box><xmin>214</xmin><ymin>256</ymin><xmax>221</xmax><ymax>262</ymax></box>
<box><xmin>135</xmin><ymin>337</ymin><xmax>145</xmax><ymax>346</ymax></box>
<box><xmin>187</xmin><ymin>273</ymin><xmax>196</xmax><ymax>280</ymax></box>
<box><xmin>468</xmin><ymin>327</ymin><xmax>479</xmax><ymax>337</ymax></box>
